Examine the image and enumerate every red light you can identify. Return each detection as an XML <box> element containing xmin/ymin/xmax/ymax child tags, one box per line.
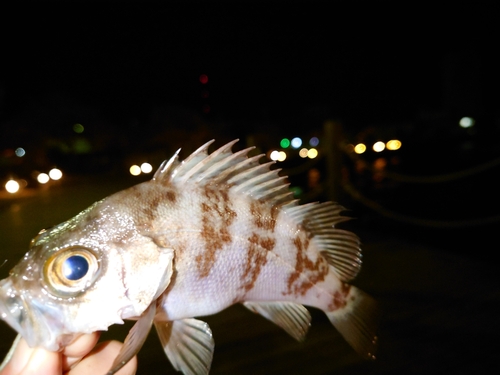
<box><xmin>199</xmin><ymin>74</ymin><xmax>208</xmax><ymax>84</ymax></box>
<box><xmin>202</xmin><ymin>104</ymin><xmax>211</xmax><ymax>114</ymax></box>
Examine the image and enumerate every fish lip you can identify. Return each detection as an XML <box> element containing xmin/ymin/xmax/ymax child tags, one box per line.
<box><xmin>0</xmin><ymin>278</ymin><xmax>63</xmax><ymax>350</ymax></box>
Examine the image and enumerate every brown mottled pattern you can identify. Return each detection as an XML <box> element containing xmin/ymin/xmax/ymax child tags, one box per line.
<box><xmin>285</xmin><ymin>234</ymin><xmax>329</xmax><ymax>296</ymax></box>
<box><xmin>250</xmin><ymin>201</ymin><xmax>278</xmax><ymax>232</ymax></box>
<box><xmin>239</xmin><ymin>233</ymin><xmax>275</xmax><ymax>293</ymax></box>
<box><xmin>329</xmin><ymin>283</ymin><xmax>352</xmax><ymax>310</ymax></box>
<box><xmin>196</xmin><ymin>185</ymin><xmax>237</xmax><ymax>277</ymax></box>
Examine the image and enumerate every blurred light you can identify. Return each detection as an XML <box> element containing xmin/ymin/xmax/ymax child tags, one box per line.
<box><xmin>309</xmin><ymin>137</ymin><xmax>319</xmax><ymax>147</ymax></box>
<box><xmin>354</xmin><ymin>143</ymin><xmax>366</xmax><ymax>154</ymax></box>
<box><xmin>280</xmin><ymin>138</ymin><xmax>291</xmax><ymax>148</ymax></box>
<box><xmin>290</xmin><ymin>186</ymin><xmax>303</xmax><ymax>197</ymax></box>
<box><xmin>459</xmin><ymin>117</ymin><xmax>475</xmax><ymax>128</ymax></box>
<box><xmin>202</xmin><ymin>104</ymin><xmax>211</xmax><ymax>114</ymax></box>
<box><xmin>199</xmin><ymin>74</ymin><xmax>209</xmax><ymax>84</ymax></box>
<box><xmin>373</xmin><ymin>141</ymin><xmax>385</xmax><ymax>152</ymax></box>
<box><xmin>141</xmin><ymin>162</ymin><xmax>153</xmax><ymax>174</ymax></box>
<box><xmin>129</xmin><ymin>165</ymin><xmax>141</xmax><ymax>176</ymax></box>
<box><xmin>386</xmin><ymin>139</ymin><xmax>402</xmax><ymax>150</ymax></box>
<box><xmin>5</xmin><ymin>180</ymin><xmax>20</xmax><ymax>194</ymax></box>
<box><xmin>37</xmin><ymin>173</ymin><xmax>50</xmax><ymax>184</ymax></box>
<box><xmin>307</xmin><ymin>148</ymin><xmax>318</xmax><ymax>159</ymax></box>
<box><xmin>345</xmin><ymin>144</ymin><xmax>355</xmax><ymax>153</ymax></box>
<box><xmin>15</xmin><ymin>147</ymin><xmax>26</xmax><ymax>157</ymax></box>
<box><xmin>291</xmin><ymin>137</ymin><xmax>302</xmax><ymax>149</ymax></box>
<box><xmin>270</xmin><ymin>150</ymin><xmax>280</xmax><ymax>161</ymax></box>
<box><xmin>73</xmin><ymin>123</ymin><xmax>84</xmax><ymax>133</ymax></box>
<box><xmin>49</xmin><ymin>168</ymin><xmax>63</xmax><ymax>180</ymax></box>
<box><xmin>277</xmin><ymin>151</ymin><xmax>287</xmax><ymax>162</ymax></box>
<box><xmin>299</xmin><ymin>148</ymin><xmax>309</xmax><ymax>158</ymax></box>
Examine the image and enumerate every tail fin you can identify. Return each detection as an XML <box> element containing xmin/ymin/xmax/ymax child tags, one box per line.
<box><xmin>326</xmin><ymin>286</ymin><xmax>380</xmax><ymax>359</ymax></box>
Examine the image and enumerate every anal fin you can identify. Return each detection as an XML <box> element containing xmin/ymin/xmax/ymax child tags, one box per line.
<box><xmin>243</xmin><ymin>301</ymin><xmax>311</xmax><ymax>342</ymax></box>
<box><xmin>155</xmin><ymin>318</ymin><xmax>214</xmax><ymax>375</ymax></box>
<box><xmin>326</xmin><ymin>286</ymin><xmax>380</xmax><ymax>359</ymax></box>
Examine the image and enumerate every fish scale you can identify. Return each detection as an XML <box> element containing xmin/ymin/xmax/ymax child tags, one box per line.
<box><xmin>0</xmin><ymin>139</ymin><xmax>380</xmax><ymax>375</ymax></box>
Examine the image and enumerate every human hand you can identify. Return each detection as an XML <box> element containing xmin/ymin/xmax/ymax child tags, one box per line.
<box><xmin>0</xmin><ymin>333</ymin><xmax>136</xmax><ymax>375</ymax></box>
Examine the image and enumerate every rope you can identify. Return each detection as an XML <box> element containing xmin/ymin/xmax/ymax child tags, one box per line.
<box><xmin>343</xmin><ymin>182</ymin><xmax>500</xmax><ymax>228</ymax></box>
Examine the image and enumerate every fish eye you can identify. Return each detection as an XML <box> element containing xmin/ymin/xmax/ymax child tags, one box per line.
<box><xmin>43</xmin><ymin>247</ymin><xmax>99</xmax><ymax>296</ymax></box>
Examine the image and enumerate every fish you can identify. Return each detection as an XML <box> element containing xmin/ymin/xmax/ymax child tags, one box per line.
<box><xmin>0</xmin><ymin>139</ymin><xmax>379</xmax><ymax>374</ymax></box>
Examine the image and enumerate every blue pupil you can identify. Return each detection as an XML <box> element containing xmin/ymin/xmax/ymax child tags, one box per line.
<box><xmin>62</xmin><ymin>255</ymin><xmax>89</xmax><ymax>281</ymax></box>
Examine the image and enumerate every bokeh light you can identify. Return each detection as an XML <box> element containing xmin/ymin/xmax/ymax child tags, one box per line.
<box><xmin>5</xmin><ymin>180</ymin><xmax>20</xmax><ymax>193</ymax></box>
<box><xmin>141</xmin><ymin>162</ymin><xmax>153</xmax><ymax>173</ymax></box>
<box><xmin>15</xmin><ymin>148</ymin><xmax>25</xmax><ymax>157</ymax></box>
<box><xmin>73</xmin><ymin>123</ymin><xmax>84</xmax><ymax>133</ymax></box>
<box><xmin>37</xmin><ymin>173</ymin><xmax>50</xmax><ymax>184</ymax></box>
<box><xmin>277</xmin><ymin>151</ymin><xmax>287</xmax><ymax>162</ymax></box>
<box><xmin>459</xmin><ymin>117</ymin><xmax>475</xmax><ymax>128</ymax></box>
<box><xmin>280</xmin><ymin>138</ymin><xmax>291</xmax><ymax>148</ymax></box>
<box><xmin>373</xmin><ymin>141</ymin><xmax>385</xmax><ymax>152</ymax></box>
<box><xmin>199</xmin><ymin>74</ymin><xmax>209</xmax><ymax>84</ymax></box>
<box><xmin>309</xmin><ymin>137</ymin><xmax>319</xmax><ymax>147</ymax></box>
<box><xmin>307</xmin><ymin>148</ymin><xmax>318</xmax><ymax>159</ymax></box>
<box><xmin>129</xmin><ymin>165</ymin><xmax>141</xmax><ymax>176</ymax></box>
<box><xmin>299</xmin><ymin>148</ymin><xmax>309</xmax><ymax>158</ymax></box>
<box><xmin>49</xmin><ymin>168</ymin><xmax>63</xmax><ymax>180</ymax></box>
<box><xmin>291</xmin><ymin>137</ymin><xmax>302</xmax><ymax>149</ymax></box>
<box><xmin>386</xmin><ymin>139</ymin><xmax>402</xmax><ymax>150</ymax></box>
<box><xmin>354</xmin><ymin>143</ymin><xmax>366</xmax><ymax>154</ymax></box>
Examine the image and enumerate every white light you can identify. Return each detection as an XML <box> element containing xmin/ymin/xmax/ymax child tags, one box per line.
<box><xmin>129</xmin><ymin>165</ymin><xmax>141</xmax><ymax>176</ymax></box>
<box><xmin>373</xmin><ymin>141</ymin><xmax>385</xmax><ymax>152</ymax></box>
<box><xmin>5</xmin><ymin>180</ymin><xmax>20</xmax><ymax>193</ymax></box>
<box><xmin>15</xmin><ymin>148</ymin><xmax>25</xmax><ymax>157</ymax></box>
<box><xmin>49</xmin><ymin>168</ymin><xmax>63</xmax><ymax>180</ymax></box>
<box><xmin>141</xmin><ymin>163</ymin><xmax>153</xmax><ymax>174</ymax></box>
<box><xmin>291</xmin><ymin>137</ymin><xmax>302</xmax><ymax>149</ymax></box>
<box><xmin>270</xmin><ymin>150</ymin><xmax>280</xmax><ymax>161</ymax></box>
<box><xmin>459</xmin><ymin>117</ymin><xmax>475</xmax><ymax>128</ymax></box>
<box><xmin>37</xmin><ymin>173</ymin><xmax>50</xmax><ymax>184</ymax></box>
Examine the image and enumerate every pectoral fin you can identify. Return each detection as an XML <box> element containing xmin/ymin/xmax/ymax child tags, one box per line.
<box><xmin>243</xmin><ymin>301</ymin><xmax>311</xmax><ymax>342</ymax></box>
<box><xmin>155</xmin><ymin>318</ymin><xmax>214</xmax><ymax>375</ymax></box>
<box><xmin>106</xmin><ymin>302</ymin><xmax>156</xmax><ymax>375</ymax></box>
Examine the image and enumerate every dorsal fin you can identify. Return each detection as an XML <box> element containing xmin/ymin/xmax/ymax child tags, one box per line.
<box><xmin>153</xmin><ymin>139</ymin><xmax>296</xmax><ymax>208</ymax></box>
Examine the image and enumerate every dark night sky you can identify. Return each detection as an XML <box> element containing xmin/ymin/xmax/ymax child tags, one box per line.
<box><xmin>1</xmin><ymin>2</ymin><xmax>499</xmax><ymax>136</ymax></box>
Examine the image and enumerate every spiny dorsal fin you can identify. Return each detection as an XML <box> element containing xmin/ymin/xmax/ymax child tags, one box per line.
<box><xmin>153</xmin><ymin>139</ymin><xmax>296</xmax><ymax>207</ymax></box>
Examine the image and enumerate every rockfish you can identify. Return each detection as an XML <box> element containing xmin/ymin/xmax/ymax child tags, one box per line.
<box><xmin>0</xmin><ymin>139</ymin><xmax>379</xmax><ymax>374</ymax></box>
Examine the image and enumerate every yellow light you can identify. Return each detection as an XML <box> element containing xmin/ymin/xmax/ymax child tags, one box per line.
<box><xmin>373</xmin><ymin>141</ymin><xmax>385</xmax><ymax>152</ymax></box>
<box><xmin>129</xmin><ymin>165</ymin><xmax>141</xmax><ymax>176</ymax></box>
<box><xmin>270</xmin><ymin>150</ymin><xmax>280</xmax><ymax>161</ymax></box>
<box><xmin>37</xmin><ymin>173</ymin><xmax>50</xmax><ymax>184</ymax></box>
<box><xmin>307</xmin><ymin>148</ymin><xmax>318</xmax><ymax>159</ymax></box>
<box><xmin>299</xmin><ymin>148</ymin><xmax>309</xmax><ymax>158</ymax></box>
<box><xmin>5</xmin><ymin>180</ymin><xmax>20</xmax><ymax>193</ymax></box>
<box><xmin>277</xmin><ymin>151</ymin><xmax>287</xmax><ymax>162</ymax></box>
<box><xmin>354</xmin><ymin>143</ymin><xmax>366</xmax><ymax>154</ymax></box>
<box><xmin>386</xmin><ymin>139</ymin><xmax>402</xmax><ymax>150</ymax></box>
<box><xmin>49</xmin><ymin>168</ymin><xmax>63</xmax><ymax>180</ymax></box>
<box><xmin>141</xmin><ymin>163</ymin><xmax>153</xmax><ymax>173</ymax></box>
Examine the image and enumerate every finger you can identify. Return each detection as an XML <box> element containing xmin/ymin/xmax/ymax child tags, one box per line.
<box><xmin>63</xmin><ymin>332</ymin><xmax>101</xmax><ymax>371</ymax></box>
<box><xmin>0</xmin><ymin>337</ymin><xmax>60</xmax><ymax>375</ymax></box>
<box><xmin>67</xmin><ymin>341</ymin><xmax>137</xmax><ymax>375</ymax></box>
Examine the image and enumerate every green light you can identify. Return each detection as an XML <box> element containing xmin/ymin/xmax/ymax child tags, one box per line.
<box><xmin>73</xmin><ymin>123</ymin><xmax>84</xmax><ymax>133</ymax></box>
<box><xmin>280</xmin><ymin>138</ymin><xmax>291</xmax><ymax>148</ymax></box>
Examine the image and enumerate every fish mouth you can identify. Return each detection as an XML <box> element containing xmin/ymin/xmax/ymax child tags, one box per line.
<box><xmin>0</xmin><ymin>278</ymin><xmax>66</xmax><ymax>351</ymax></box>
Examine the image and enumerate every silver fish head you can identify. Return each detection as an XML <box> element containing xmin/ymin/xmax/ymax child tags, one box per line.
<box><xmin>0</xmin><ymin>195</ymin><xmax>174</xmax><ymax>352</ymax></box>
